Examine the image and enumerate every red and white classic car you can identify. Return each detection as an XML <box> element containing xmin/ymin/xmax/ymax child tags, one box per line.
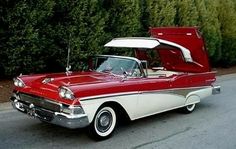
<box><xmin>11</xmin><ymin>27</ymin><xmax>220</xmax><ymax>140</ymax></box>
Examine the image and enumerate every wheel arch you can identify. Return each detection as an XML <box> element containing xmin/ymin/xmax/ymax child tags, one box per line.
<box><xmin>185</xmin><ymin>94</ymin><xmax>200</xmax><ymax>106</ymax></box>
<box><xmin>95</xmin><ymin>101</ymin><xmax>131</xmax><ymax>123</ymax></box>
<box><xmin>81</xmin><ymin>99</ymin><xmax>132</xmax><ymax>123</ymax></box>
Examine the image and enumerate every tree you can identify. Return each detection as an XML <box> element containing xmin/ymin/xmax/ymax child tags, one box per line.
<box><xmin>102</xmin><ymin>0</ymin><xmax>142</xmax><ymax>55</ymax></box>
<box><xmin>175</xmin><ymin>0</ymin><xmax>198</xmax><ymax>26</ymax></box>
<box><xmin>105</xmin><ymin>0</ymin><xmax>142</xmax><ymax>37</ymax></box>
<box><xmin>146</xmin><ymin>0</ymin><xmax>176</xmax><ymax>27</ymax></box>
<box><xmin>195</xmin><ymin>0</ymin><xmax>222</xmax><ymax>64</ymax></box>
<box><xmin>218</xmin><ymin>0</ymin><xmax>236</xmax><ymax>66</ymax></box>
<box><xmin>67</xmin><ymin>0</ymin><xmax>110</xmax><ymax>70</ymax></box>
<box><xmin>3</xmin><ymin>0</ymin><xmax>55</xmax><ymax>75</ymax></box>
<box><xmin>2</xmin><ymin>0</ymin><xmax>236</xmax><ymax>77</ymax></box>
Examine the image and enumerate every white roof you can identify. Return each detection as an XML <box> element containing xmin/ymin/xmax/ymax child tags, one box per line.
<box><xmin>104</xmin><ymin>38</ymin><xmax>160</xmax><ymax>49</ymax></box>
<box><xmin>104</xmin><ymin>37</ymin><xmax>193</xmax><ymax>62</ymax></box>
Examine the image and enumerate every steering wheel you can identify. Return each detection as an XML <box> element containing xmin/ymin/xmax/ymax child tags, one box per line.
<box><xmin>120</xmin><ymin>67</ymin><xmax>129</xmax><ymax>76</ymax></box>
<box><xmin>121</xmin><ymin>67</ymin><xmax>139</xmax><ymax>77</ymax></box>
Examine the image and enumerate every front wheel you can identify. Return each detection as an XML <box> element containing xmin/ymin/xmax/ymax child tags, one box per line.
<box><xmin>88</xmin><ymin>106</ymin><xmax>117</xmax><ymax>140</ymax></box>
<box><xmin>180</xmin><ymin>104</ymin><xmax>196</xmax><ymax>114</ymax></box>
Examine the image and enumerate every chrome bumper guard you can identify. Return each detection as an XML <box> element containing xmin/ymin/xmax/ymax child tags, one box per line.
<box><xmin>10</xmin><ymin>94</ymin><xmax>89</xmax><ymax>129</ymax></box>
<box><xmin>212</xmin><ymin>85</ymin><xmax>221</xmax><ymax>95</ymax></box>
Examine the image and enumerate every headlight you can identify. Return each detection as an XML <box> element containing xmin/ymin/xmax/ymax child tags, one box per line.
<box><xmin>13</xmin><ymin>78</ymin><xmax>25</xmax><ymax>88</ymax></box>
<box><xmin>59</xmin><ymin>86</ymin><xmax>75</xmax><ymax>100</ymax></box>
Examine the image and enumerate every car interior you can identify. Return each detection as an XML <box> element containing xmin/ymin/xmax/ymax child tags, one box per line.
<box><xmin>136</xmin><ymin>49</ymin><xmax>181</xmax><ymax>78</ymax></box>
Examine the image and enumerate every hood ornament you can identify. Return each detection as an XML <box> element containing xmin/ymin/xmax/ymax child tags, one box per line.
<box><xmin>42</xmin><ymin>78</ymin><xmax>54</xmax><ymax>84</ymax></box>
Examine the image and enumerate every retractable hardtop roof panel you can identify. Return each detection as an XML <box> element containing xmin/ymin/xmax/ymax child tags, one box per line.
<box><xmin>104</xmin><ymin>37</ymin><xmax>160</xmax><ymax>49</ymax></box>
<box><xmin>105</xmin><ymin>27</ymin><xmax>211</xmax><ymax>73</ymax></box>
<box><xmin>149</xmin><ymin>27</ymin><xmax>211</xmax><ymax>73</ymax></box>
<box><xmin>105</xmin><ymin>37</ymin><xmax>193</xmax><ymax>63</ymax></box>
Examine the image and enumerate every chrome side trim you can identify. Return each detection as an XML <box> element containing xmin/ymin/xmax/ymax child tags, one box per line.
<box><xmin>140</xmin><ymin>86</ymin><xmax>209</xmax><ymax>97</ymax></box>
<box><xmin>80</xmin><ymin>91</ymin><xmax>139</xmax><ymax>101</ymax></box>
<box><xmin>80</xmin><ymin>86</ymin><xmax>211</xmax><ymax>101</ymax></box>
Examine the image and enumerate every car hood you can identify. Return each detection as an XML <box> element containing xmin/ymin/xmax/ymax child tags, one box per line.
<box><xmin>22</xmin><ymin>71</ymin><xmax>120</xmax><ymax>86</ymax></box>
<box><xmin>16</xmin><ymin>71</ymin><xmax>121</xmax><ymax>104</ymax></box>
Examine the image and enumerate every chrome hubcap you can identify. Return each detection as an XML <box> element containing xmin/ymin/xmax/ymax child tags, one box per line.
<box><xmin>100</xmin><ymin>115</ymin><xmax>110</xmax><ymax>127</ymax></box>
<box><xmin>96</xmin><ymin>110</ymin><xmax>113</xmax><ymax>133</ymax></box>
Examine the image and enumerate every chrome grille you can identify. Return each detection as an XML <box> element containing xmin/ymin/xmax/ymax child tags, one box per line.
<box><xmin>19</xmin><ymin>93</ymin><xmax>61</xmax><ymax>112</ymax></box>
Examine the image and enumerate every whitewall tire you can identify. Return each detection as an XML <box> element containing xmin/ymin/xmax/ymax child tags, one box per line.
<box><xmin>88</xmin><ymin>106</ymin><xmax>117</xmax><ymax>140</ymax></box>
<box><xmin>181</xmin><ymin>104</ymin><xmax>196</xmax><ymax>114</ymax></box>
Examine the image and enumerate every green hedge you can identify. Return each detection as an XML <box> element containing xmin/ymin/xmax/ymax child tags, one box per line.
<box><xmin>1</xmin><ymin>0</ymin><xmax>236</xmax><ymax>77</ymax></box>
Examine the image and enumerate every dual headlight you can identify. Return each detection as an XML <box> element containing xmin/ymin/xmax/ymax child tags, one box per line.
<box><xmin>13</xmin><ymin>77</ymin><xmax>75</xmax><ymax>100</ymax></box>
<box><xmin>59</xmin><ymin>86</ymin><xmax>75</xmax><ymax>100</ymax></box>
<box><xmin>13</xmin><ymin>78</ymin><xmax>25</xmax><ymax>88</ymax></box>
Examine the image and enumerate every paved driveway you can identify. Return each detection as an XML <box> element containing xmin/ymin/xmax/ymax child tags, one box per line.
<box><xmin>0</xmin><ymin>74</ymin><xmax>236</xmax><ymax>149</ymax></box>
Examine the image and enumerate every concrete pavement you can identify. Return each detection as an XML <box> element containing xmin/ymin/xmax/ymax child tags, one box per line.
<box><xmin>0</xmin><ymin>74</ymin><xmax>236</xmax><ymax>149</ymax></box>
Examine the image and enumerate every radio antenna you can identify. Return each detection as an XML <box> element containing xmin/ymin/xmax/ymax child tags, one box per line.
<box><xmin>66</xmin><ymin>33</ymin><xmax>72</xmax><ymax>75</ymax></box>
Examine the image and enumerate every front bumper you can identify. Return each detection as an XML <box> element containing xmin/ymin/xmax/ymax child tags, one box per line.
<box><xmin>10</xmin><ymin>93</ymin><xmax>89</xmax><ymax>129</ymax></box>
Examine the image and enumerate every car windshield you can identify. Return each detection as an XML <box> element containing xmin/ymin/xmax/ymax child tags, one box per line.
<box><xmin>94</xmin><ymin>56</ymin><xmax>142</xmax><ymax>77</ymax></box>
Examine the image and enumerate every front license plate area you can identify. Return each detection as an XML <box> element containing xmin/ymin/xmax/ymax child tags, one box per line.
<box><xmin>27</xmin><ymin>104</ymin><xmax>37</xmax><ymax>118</ymax></box>
<box><xmin>35</xmin><ymin>109</ymin><xmax>54</xmax><ymax>122</ymax></box>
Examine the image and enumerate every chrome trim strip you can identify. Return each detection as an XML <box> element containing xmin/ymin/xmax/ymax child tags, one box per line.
<box><xmin>140</xmin><ymin>86</ymin><xmax>209</xmax><ymax>97</ymax></box>
<box><xmin>54</xmin><ymin>112</ymin><xmax>87</xmax><ymax>119</ymax></box>
<box><xmin>80</xmin><ymin>86</ymin><xmax>211</xmax><ymax>101</ymax></box>
<box><xmin>80</xmin><ymin>91</ymin><xmax>139</xmax><ymax>101</ymax></box>
<box><xmin>97</xmin><ymin>55</ymin><xmax>142</xmax><ymax>66</ymax></box>
<box><xmin>96</xmin><ymin>55</ymin><xmax>146</xmax><ymax>77</ymax></box>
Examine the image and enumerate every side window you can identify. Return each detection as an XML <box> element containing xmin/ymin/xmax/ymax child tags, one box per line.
<box><xmin>146</xmin><ymin>49</ymin><xmax>161</xmax><ymax>68</ymax></box>
<box><xmin>135</xmin><ymin>49</ymin><xmax>162</xmax><ymax>69</ymax></box>
<box><xmin>131</xmin><ymin>62</ymin><xmax>142</xmax><ymax>77</ymax></box>
<box><xmin>141</xmin><ymin>60</ymin><xmax>148</xmax><ymax>76</ymax></box>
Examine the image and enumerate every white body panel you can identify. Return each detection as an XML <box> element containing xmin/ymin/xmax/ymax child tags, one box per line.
<box><xmin>81</xmin><ymin>86</ymin><xmax>213</xmax><ymax>123</ymax></box>
<box><xmin>80</xmin><ymin>94</ymin><xmax>138</xmax><ymax>123</ymax></box>
<box><xmin>136</xmin><ymin>93</ymin><xmax>185</xmax><ymax>119</ymax></box>
<box><xmin>185</xmin><ymin>87</ymin><xmax>212</xmax><ymax>105</ymax></box>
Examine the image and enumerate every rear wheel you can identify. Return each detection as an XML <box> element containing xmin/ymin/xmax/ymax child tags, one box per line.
<box><xmin>88</xmin><ymin>106</ymin><xmax>117</xmax><ymax>140</ymax></box>
<box><xmin>181</xmin><ymin>104</ymin><xmax>196</xmax><ymax>114</ymax></box>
